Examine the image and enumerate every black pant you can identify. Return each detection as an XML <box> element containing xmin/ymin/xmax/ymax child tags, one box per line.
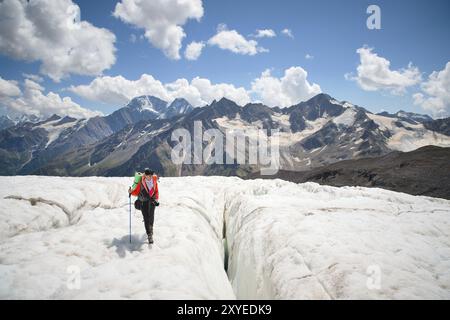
<box><xmin>141</xmin><ymin>200</ymin><xmax>156</xmax><ymax>236</ymax></box>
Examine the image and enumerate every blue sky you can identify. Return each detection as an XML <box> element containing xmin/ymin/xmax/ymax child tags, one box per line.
<box><xmin>0</xmin><ymin>0</ymin><xmax>449</xmax><ymax>118</ymax></box>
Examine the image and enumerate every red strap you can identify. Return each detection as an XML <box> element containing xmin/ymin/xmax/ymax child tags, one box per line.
<box><xmin>152</xmin><ymin>175</ymin><xmax>159</xmax><ymax>199</ymax></box>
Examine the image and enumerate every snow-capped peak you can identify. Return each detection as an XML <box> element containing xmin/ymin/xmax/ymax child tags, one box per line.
<box><xmin>14</xmin><ymin>113</ymin><xmax>43</xmax><ymax>124</ymax></box>
<box><xmin>169</xmin><ymin>98</ymin><xmax>192</xmax><ymax>113</ymax></box>
<box><xmin>127</xmin><ymin>95</ymin><xmax>168</xmax><ymax>114</ymax></box>
<box><xmin>342</xmin><ymin>101</ymin><xmax>356</xmax><ymax>109</ymax></box>
<box><xmin>396</xmin><ymin>110</ymin><xmax>433</xmax><ymax>123</ymax></box>
<box><xmin>377</xmin><ymin>110</ymin><xmax>433</xmax><ymax>124</ymax></box>
<box><xmin>165</xmin><ymin>98</ymin><xmax>193</xmax><ymax>117</ymax></box>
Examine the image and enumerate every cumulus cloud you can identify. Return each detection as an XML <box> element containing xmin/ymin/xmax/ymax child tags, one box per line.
<box><xmin>69</xmin><ymin>74</ymin><xmax>171</xmax><ymax>106</ymax></box>
<box><xmin>0</xmin><ymin>76</ymin><xmax>21</xmax><ymax>97</ymax></box>
<box><xmin>281</xmin><ymin>28</ymin><xmax>294</xmax><ymax>38</ymax></box>
<box><xmin>185</xmin><ymin>41</ymin><xmax>205</xmax><ymax>61</ymax></box>
<box><xmin>22</xmin><ymin>73</ymin><xmax>44</xmax><ymax>83</ymax></box>
<box><xmin>70</xmin><ymin>66</ymin><xmax>322</xmax><ymax>109</ymax></box>
<box><xmin>347</xmin><ymin>47</ymin><xmax>421</xmax><ymax>94</ymax></box>
<box><xmin>254</xmin><ymin>29</ymin><xmax>276</xmax><ymax>38</ymax></box>
<box><xmin>0</xmin><ymin>0</ymin><xmax>116</xmax><ymax>82</ymax></box>
<box><xmin>251</xmin><ymin>67</ymin><xmax>321</xmax><ymax>107</ymax></box>
<box><xmin>113</xmin><ymin>0</ymin><xmax>203</xmax><ymax>60</ymax></box>
<box><xmin>413</xmin><ymin>61</ymin><xmax>450</xmax><ymax>117</ymax></box>
<box><xmin>189</xmin><ymin>77</ymin><xmax>251</xmax><ymax>106</ymax></box>
<box><xmin>69</xmin><ymin>74</ymin><xmax>251</xmax><ymax>107</ymax></box>
<box><xmin>208</xmin><ymin>24</ymin><xmax>268</xmax><ymax>55</ymax></box>
<box><xmin>0</xmin><ymin>78</ymin><xmax>101</xmax><ymax>119</ymax></box>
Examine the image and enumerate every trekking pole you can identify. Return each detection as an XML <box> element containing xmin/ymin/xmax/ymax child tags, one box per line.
<box><xmin>128</xmin><ymin>190</ymin><xmax>132</xmax><ymax>243</ymax></box>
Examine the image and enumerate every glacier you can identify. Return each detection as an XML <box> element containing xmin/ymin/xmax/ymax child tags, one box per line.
<box><xmin>0</xmin><ymin>176</ymin><xmax>233</xmax><ymax>299</ymax></box>
<box><xmin>0</xmin><ymin>176</ymin><xmax>449</xmax><ymax>299</ymax></box>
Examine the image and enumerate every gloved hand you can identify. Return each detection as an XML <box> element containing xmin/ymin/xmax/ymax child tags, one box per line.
<box><xmin>150</xmin><ymin>197</ymin><xmax>160</xmax><ymax>206</ymax></box>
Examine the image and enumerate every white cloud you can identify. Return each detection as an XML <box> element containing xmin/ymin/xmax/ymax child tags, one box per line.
<box><xmin>0</xmin><ymin>0</ymin><xmax>116</xmax><ymax>82</ymax></box>
<box><xmin>208</xmin><ymin>24</ymin><xmax>267</xmax><ymax>55</ymax></box>
<box><xmin>22</xmin><ymin>73</ymin><xmax>44</xmax><ymax>83</ymax></box>
<box><xmin>189</xmin><ymin>77</ymin><xmax>251</xmax><ymax>106</ymax></box>
<box><xmin>251</xmin><ymin>67</ymin><xmax>321</xmax><ymax>107</ymax></box>
<box><xmin>70</xmin><ymin>66</ymin><xmax>322</xmax><ymax>109</ymax></box>
<box><xmin>413</xmin><ymin>61</ymin><xmax>450</xmax><ymax>117</ymax></box>
<box><xmin>254</xmin><ymin>29</ymin><xmax>276</xmax><ymax>38</ymax></box>
<box><xmin>70</xmin><ymin>74</ymin><xmax>168</xmax><ymax>106</ymax></box>
<box><xmin>1</xmin><ymin>79</ymin><xmax>101</xmax><ymax>119</ymax></box>
<box><xmin>0</xmin><ymin>76</ymin><xmax>21</xmax><ymax>97</ymax></box>
<box><xmin>348</xmin><ymin>46</ymin><xmax>421</xmax><ymax>94</ymax></box>
<box><xmin>305</xmin><ymin>54</ymin><xmax>314</xmax><ymax>60</ymax></box>
<box><xmin>69</xmin><ymin>74</ymin><xmax>251</xmax><ymax>108</ymax></box>
<box><xmin>113</xmin><ymin>0</ymin><xmax>203</xmax><ymax>60</ymax></box>
<box><xmin>184</xmin><ymin>41</ymin><xmax>205</xmax><ymax>61</ymax></box>
<box><xmin>281</xmin><ymin>28</ymin><xmax>294</xmax><ymax>38</ymax></box>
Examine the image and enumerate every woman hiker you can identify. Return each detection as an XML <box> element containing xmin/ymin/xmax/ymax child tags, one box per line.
<box><xmin>129</xmin><ymin>168</ymin><xmax>159</xmax><ymax>244</ymax></box>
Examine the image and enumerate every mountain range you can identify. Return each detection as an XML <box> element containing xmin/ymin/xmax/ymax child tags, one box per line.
<box><xmin>0</xmin><ymin>114</ymin><xmax>42</xmax><ymax>131</ymax></box>
<box><xmin>1</xmin><ymin>93</ymin><xmax>449</xmax><ymax>180</ymax></box>
<box><xmin>0</xmin><ymin>96</ymin><xmax>193</xmax><ymax>175</ymax></box>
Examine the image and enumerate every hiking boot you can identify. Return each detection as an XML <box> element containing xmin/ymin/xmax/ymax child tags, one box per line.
<box><xmin>148</xmin><ymin>226</ymin><xmax>154</xmax><ymax>244</ymax></box>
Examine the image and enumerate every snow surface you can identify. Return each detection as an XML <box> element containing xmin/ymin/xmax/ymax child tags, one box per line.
<box><xmin>0</xmin><ymin>176</ymin><xmax>233</xmax><ymax>299</ymax></box>
<box><xmin>1</xmin><ymin>176</ymin><xmax>449</xmax><ymax>299</ymax></box>
<box><xmin>225</xmin><ymin>179</ymin><xmax>450</xmax><ymax>299</ymax></box>
<box><xmin>333</xmin><ymin>108</ymin><xmax>357</xmax><ymax>127</ymax></box>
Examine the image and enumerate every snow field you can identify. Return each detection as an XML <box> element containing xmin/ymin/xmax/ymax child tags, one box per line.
<box><xmin>224</xmin><ymin>180</ymin><xmax>450</xmax><ymax>299</ymax></box>
<box><xmin>0</xmin><ymin>176</ymin><xmax>234</xmax><ymax>299</ymax></box>
<box><xmin>0</xmin><ymin>176</ymin><xmax>449</xmax><ymax>299</ymax></box>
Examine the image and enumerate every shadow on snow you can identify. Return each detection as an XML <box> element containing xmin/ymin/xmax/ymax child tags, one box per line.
<box><xmin>109</xmin><ymin>234</ymin><xmax>149</xmax><ymax>258</ymax></box>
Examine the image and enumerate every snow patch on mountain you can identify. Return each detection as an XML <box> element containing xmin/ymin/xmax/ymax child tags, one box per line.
<box><xmin>388</xmin><ymin>129</ymin><xmax>450</xmax><ymax>152</ymax></box>
<box><xmin>329</xmin><ymin>99</ymin><xmax>344</xmax><ymax>106</ymax></box>
<box><xmin>36</xmin><ymin>117</ymin><xmax>80</xmax><ymax>148</ymax></box>
<box><xmin>278</xmin><ymin>117</ymin><xmax>330</xmax><ymax>147</ymax></box>
<box><xmin>333</xmin><ymin>108</ymin><xmax>357</xmax><ymax>127</ymax></box>
<box><xmin>133</xmin><ymin>96</ymin><xmax>159</xmax><ymax>113</ymax></box>
<box><xmin>214</xmin><ymin>113</ymin><xmax>330</xmax><ymax>148</ymax></box>
<box><xmin>342</xmin><ymin>102</ymin><xmax>355</xmax><ymax>109</ymax></box>
<box><xmin>367</xmin><ymin>113</ymin><xmax>450</xmax><ymax>151</ymax></box>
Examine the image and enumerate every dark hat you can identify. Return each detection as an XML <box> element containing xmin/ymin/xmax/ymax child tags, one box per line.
<box><xmin>144</xmin><ymin>168</ymin><xmax>154</xmax><ymax>175</ymax></box>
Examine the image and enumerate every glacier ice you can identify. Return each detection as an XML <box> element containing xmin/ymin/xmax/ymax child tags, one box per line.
<box><xmin>0</xmin><ymin>176</ymin><xmax>449</xmax><ymax>299</ymax></box>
